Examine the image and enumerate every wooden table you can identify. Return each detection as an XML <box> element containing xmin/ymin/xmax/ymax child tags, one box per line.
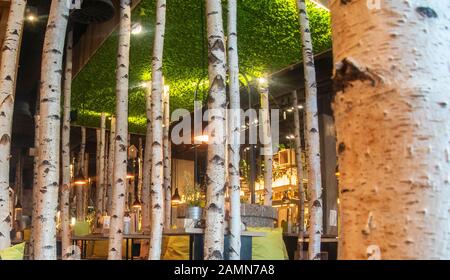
<box><xmin>72</xmin><ymin>229</ymin><xmax>266</xmax><ymax>260</ymax></box>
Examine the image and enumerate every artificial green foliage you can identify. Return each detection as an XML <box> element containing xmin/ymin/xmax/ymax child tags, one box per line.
<box><xmin>72</xmin><ymin>0</ymin><xmax>331</xmax><ymax>132</ymax></box>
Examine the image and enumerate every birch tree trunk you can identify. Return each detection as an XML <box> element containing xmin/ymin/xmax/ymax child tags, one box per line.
<box><xmin>60</xmin><ymin>29</ymin><xmax>73</xmax><ymax>260</ymax></box>
<box><xmin>34</xmin><ymin>0</ymin><xmax>69</xmax><ymax>260</ymax></box>
<box><xmin>106</xmin><ymin>116</ymin><xmax>116</xmax><ymax>215</ymax></box>
<box><xmin>108</xmin><ymin>0</ymin><xmax>131</xmax><ymax>260</ymax></box>
<box><xmin>0</xmin><ymin>0</ymin><xmax>26</xmax><ymax>251</ymax></box>
<box><xmin>163</xmin><ymin>86</ymin><xmax>171</xmax><ymax>229</ymax></box>
<box><xmin>292</xmin><ymin>90</ymin><xmax>306</xmax><ymax>260</ymax></box>
<box><xmin>96</xmin><ymin>113</ymin><xmax>106</xmax><ymax>225</ymax></box>
<box><xmin>204</xmin><ymin>0</ymin><xmax>227</xmax><ymax>260</ymax></box>
<box><xmin>30</xmin><ymin>114</ymin><xmax>40</xmax><ymax>259</ymax></box>
<box><xmin>76</xmin><ymin>127</ymin><xmax>86</xmax><ymax>221</ymax></box>
<box><xmin>330</xmin><ymin>0</ymin><xmax>450</xmax><ymax>259</ymax></box>
<box><xmin>296</xmin><ymin>0</ymin><xmax>322</xmax><ymax>260</ymax></box>
<box><xmin>140</xmin><ymin>87</ymin><xmax>152</xmax><ymax>259</ymax></box>
<box><xmin>148</xmin><ymin>0</ymin><xmax>166</xmax><ymax>260</ymax></box>
<box><xmin>259</xmin><ymin>79</ymin><xmax>273</xmax><ymax>207</ymax></box>
<box><xmin>227</xmin><ymin>0</ymin><xmax>241</xmax><ymax>260</ymax></box>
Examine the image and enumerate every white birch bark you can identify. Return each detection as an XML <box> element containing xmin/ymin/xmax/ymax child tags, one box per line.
<box><xmin>34</xmin><ymin>0</ymin><xmax>69</xmax><ymax>260</ymax></box>
<box><xmin>204</xmin><ymin>0</ymin><xmax>227</xmax><ymax>260</ymax></box>
<box><xmin>259</xmin><ymin>79</ymin><xmax>273</xmax><ymax>207</ymax></box>
<box><xmin>108</xmin><ymin>0</ymin><xmax>131</xmax><ymax>260</ymax></box>
<box><xmin>227</xmin><ymin>0</ymin><xmax>241</xmax><ymax>260</ymax></box>
<box><xmin>137</xmin><ymin>137</ymin><xmax>143</xmax><ymax>208</ymax></box>
<box><xmin>163</xmin><ymin>86</ymin><xmax>171</xmax><ymax>229</ymax></box>
<box><xmin>96</xmin><ymin>113</ymin><xmax>106</xmax><ymax>224</ymax></box>
<box><xmin>60</xmin><ymin>30</ymin><xmax>73</xmax><ymax>260</ymax></box>
<box><xmin>330</xmin><ymin>0</ymin><xmax>450</xmax><ymax>259</ymax></box>
<box><xmin>296</xmin><ymin>0</ymin><xmax>323</xmax><ymax>260</ymax></box>
<box><xmin>106</xmin><ymin>116</ymin><xmax>116</xmax><ymax>215</ymax></box>
<box><xmin>148</xmin><ymin>0</ymin><xmax>166</xmax><ymax>260</ymax></box>
<box><xmin>76</xmin><ymin>127</ymin><xmax>86</xmax><ymax>221</ymax></box>
<box><xmin>140</xmin><ymin>87</ymin><xmax>152</xmax><ymax>259</ymax></box>
<box><xmin>0</xmin><ymin>0</ymin><xmax>26</xmax><ymax>251</ymax></box>
<box><xmin>292</xmin><ymin>90</ymin><xmax>306</xmax><ymax>260</ymax></box>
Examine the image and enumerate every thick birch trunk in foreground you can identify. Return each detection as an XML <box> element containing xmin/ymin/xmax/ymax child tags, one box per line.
<box><xmin>259</xmin><ymin>79</ymin><xmax>273</xmax><ymax>207</ymax></box>
<box><xmin>227</xmin><ymin>0</ymin><xmax>241</xmax><ymax>260</ymax></box>
<box><xmin>163</xmin><ymin>86</ymin><xmax>171</xmax><ymax>229</ymax></box>
<box><xmin>292</xmin><ymin>90</ymin><xmax>305</xmax><ymax>260</ymax></box>
<box><xmin>60</xmin><ymin>30</ymin><xmax>73</xmax><ymax>260</ymax></box>
<box><xmin>0</xmin><ymin>0</ymin><xmax>26</xmax><ymax>250</ymax></box>
<box><xmin>34</xmin><ymin>0</ymin><xmax>69</xmax><ymax>260</ymax></box>
<box><xmin>204</xmin><ymin>0</ymin><xmax>227</xmax><ymax>260</ymax></box>
<box><xmin>30</xmin><ymin>114</ymin><xmax>40</xmax><ymax>259</ymax></box>
<box><xmin>106</xmin><ymin>116</ymin><xmax>116</xmax><ymax>215</ymax></box>
<box><xmin>96</xmin><ymin>113</ymin><xmax>106</xmax><ymax>224</ymax></box>
<box><xmin>148</xmin><ymin>0</ymin><xmax>166</xmax><ymax>260</ymax></box>
<box><xmin>296</xmin><ymin>0</ymin><xmax>323</xmax><ymax>260</ymax></box>
<box><xmin>76</xmin><ymin>127</ymin><xmax>86</xmax><ymax>221</ymax></box>
<box><xmin>108</xmin><ymin>0</ymin><xmax>131</xmax><ymax>260</ymax></box>
<box><xmin>330</xmin><ymin>0</ymin><xmax>450</xmax><ymax>259</ymax></box>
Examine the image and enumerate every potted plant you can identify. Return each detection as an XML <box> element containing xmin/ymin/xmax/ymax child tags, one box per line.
<box><xmin>184</xmin><ymin>183</ymin><xmax>205</xmax><ymax>220</ymax></box>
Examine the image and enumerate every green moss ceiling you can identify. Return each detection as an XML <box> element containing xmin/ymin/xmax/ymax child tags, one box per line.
<box><xmin>72</xmin><ymin>0</ymin><xmax>331</xmax><ymax>133</ymax></box>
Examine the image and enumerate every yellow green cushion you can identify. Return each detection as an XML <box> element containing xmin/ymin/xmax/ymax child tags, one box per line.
<box><xmin>73</xmin><ymin>221</ymin><xmax>91</xmax><ymax>236</ymax></box>
<box><xmin>89</xmin><ymin>240</ymin><xmax>132</xmax><ymax>259</ymax></box>
<box><xmin>162</xmin><ymin>236</ymin><xmax>189</xmax><ymax>260</ymax></box>
<box><xmin>247</xmin><ymin>227</ymin><xmax>289</xmax><ymax>260</ymax></box>
<box><xmin>0</xmin><ymin>242</ymin><xmax>25</xmax><ymax>260</ymax></box>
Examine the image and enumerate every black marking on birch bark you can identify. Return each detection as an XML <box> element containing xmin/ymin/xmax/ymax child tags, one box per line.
<box><xmin>340</xmin><ymin>188</ymin><xmax>354</xmax><ymax>194</ymax></box>
<box><xmin>337</xmin><ymin>142</ymin><xmax>346</xmax><ymax>155</ymax></box>
<box><xmin>3</xmin><ymin>215</ymin><xmax>10</xmax><ymax>223</ymax></box>
<box><xmin>0</xmin><ymin>134</ymin><xmax>10</xmax><ymax>144</ymax></box>
<box><xmin>334</xmin><ymin>58</ymin><xmax>381</xmax><ymax>92</ymax></box>
<box><xmin>312</xmin><ymin>200</ymin><xmax>321</xmax><ymax>207</ymax></box>
<box><xmin>119</xmin><ymin>144</ymin><xmax>126</xmax><ymax>151</ymax></box>
<box><xmin>207</xmin><ymin>203</ymin><xmax>220</xmax><ymax>212</ymax></box>
<box><xmin>210</xmin><ymin>155</ymin><xmax>225</xmax><ymax>166</ymax></box>
<box><xmin>154</xmin><ymin>204</ymin><xmax>161</xmax><ymax>209</ymax></box>
<box><xmin>416</xmin><ymin>7</ymin><xmax>438</xmax><ymax>18</ymax></box>
<box><xmin>4</xmin><ymin>75</ymin><xmax>12</xmax><ymax>81</ymax></box>
<box><xmin>207</xmin><ymin>11</ymin><xmax>219</xmax><ymax>16</ymax></box>
<box><xmin>210</xmin><ymin>250</ymin><xmax>223</xmax><ymax>259</ymax></box>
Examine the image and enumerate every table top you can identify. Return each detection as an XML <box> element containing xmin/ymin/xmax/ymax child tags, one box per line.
<box><xmin>72</xmin><ymin>228</ymin><xmax>266</xmax><ymax>240</ymax></box>
<box><xmin>283</xmin><ymin>233</ymin><xmax>338</xmax><ymax>242</ymax></box>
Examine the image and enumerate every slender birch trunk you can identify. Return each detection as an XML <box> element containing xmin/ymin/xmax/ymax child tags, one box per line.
<box><xmin>292</xmin><ymin>90</ymin><xmax>306</xmax><ymax>260</ymax></box>
<box><xmin>103</xmin><ymin>130</ymin><xmax>109</xmax><ymax>212</ymax></box>
<box><xmin>204</xmin><ymin>0</ymin><xmax>227</xmax><ymax>260</ymax></box>
<box><xmin>259</xmin><ymin>79</ymin><xmax>273</xmax><ymax>207</ymax></box>
<box><xmin>0</xmin><ymin>0</ymin><xmax>26</xmax><ymax>251</ymax></box>
<box><xmin>60</xmin><ymin>30</ymin><xmax>73</xmax><ymax>260</ymax></box>
<box><xmin>106</xmin><ymin>116</ymin><xmax>116</xmax><ymax>215</ymax></box>
<box><xmin>295</xmin><ymin>0</ymin><xmax>323</xmax><ymax>260</ymax></box>
<box><xmin>148</xmin><ymin>0</ymin><xmax>166</xmax><ymax>260</ymax></box>
<box><xmin>163</xmin><ymin>86</ymin><xmax>171</xmax><ymax>229</ymax></box>
<box><xmin>96</xmin><ymin>113</ymin><xmax>106</xmax><ymax>224</ymax></box>
<box><xmin>140</xmin><ymin>87</ymin><xmax>152</xmax><ymax>259</ymax></box>
<box><xmin>330</xmin><ymin>0</ymin><xmax>450</xmax><ymax>259</ymax></box>
<box><xmin>227</xmin><ymin>0</ymin><xmax>241</xmax><ymax>260</ymax></box>
<box><xmin>76</xmin><ymin>127</ymin><xmax>86</xmax><ymax>221</ymax></box>
<box><xmin>34</xmin><ymin>0</ymin><xmax>69</xmax><ymax>260</ymax></box>
<box><xmin>108</xmin><ymin>0</ymin><xmax>131</xmax><ymax>260</ymax></box>
<box><xmin>30</xmin><ymin>114</ymin><xmax>40</xmax><ymax>259</ymax></box>
<box><xmin>138</xmin><ymin>137</ymin><xmax>143</xmax><ymax>208</ymax></box>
